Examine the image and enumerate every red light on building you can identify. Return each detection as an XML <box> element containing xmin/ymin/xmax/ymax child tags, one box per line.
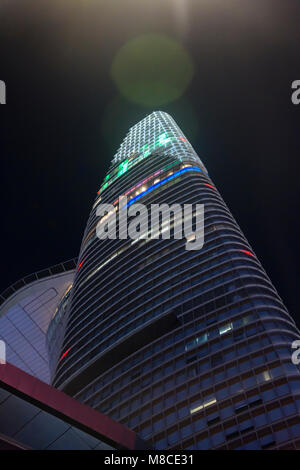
<box><xmin>240</xmin><ymin>249</ymin><xmax>255</xmax><ymax>258</ymax></box>
<box><xmin>59</xmin><ymin>348</ymin><xmax>71</xmax><ymax>362</ymax></box>
<box><xmin>77</xmin><ymin>259</ymin><xmax>85</xmax><ymax>271</ymax></box>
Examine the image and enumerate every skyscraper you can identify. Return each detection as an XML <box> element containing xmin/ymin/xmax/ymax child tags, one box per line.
<box><xmin>50</xmin><ymin>111</ymin><xmax>300</xmax><ymax>450</ymax></box>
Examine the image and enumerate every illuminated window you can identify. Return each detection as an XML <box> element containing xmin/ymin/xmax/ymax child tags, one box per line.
<box><xmin>185</xmin><ymin>333</ymin><xmax>208</xmax><ymax>351</ymax></box>
<box><xmin>219</xmin><ymin>323</ymin><xmax>233</xmax><ymax>335</ymax></box>
<box><xmin>190</xmin><ymin>397</ymin><xmax>217</xmax><ymax>415</ymax></box>
<box><xmin>263</xmin><ymin>370</ymin><xmax>271</xmax><ymax>381</ymax></box>
<box><xmin>259</xmin><ymin>370</ymin><xmax>271</xmax><ymax>382</ymax></box>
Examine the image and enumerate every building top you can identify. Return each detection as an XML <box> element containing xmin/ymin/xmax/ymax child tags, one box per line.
<box><xmin>98</xmin><ymin>111</ymin><xmax>207</xmax><ymax>197</ymax></box>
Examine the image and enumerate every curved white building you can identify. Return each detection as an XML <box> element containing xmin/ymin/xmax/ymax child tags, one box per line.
<box><xmin>0</xmin><ymin>259</ymin><xmax>76</xmax><ymax>383</ymax></box>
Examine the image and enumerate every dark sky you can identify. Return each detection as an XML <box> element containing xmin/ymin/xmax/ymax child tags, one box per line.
<box><xmin>0</xmin><ymin>0</ymin><xmax>299</xmax><ymax>323</ymax></box>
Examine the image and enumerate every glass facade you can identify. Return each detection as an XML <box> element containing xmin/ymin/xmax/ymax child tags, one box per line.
<box><xmin>0</xmin><ymin>363</ymin><xmax>147</xmax><ymax>450</ymax></box>
<box><xmin>0</xmin><ymin>389</ymin><xmax>114</xmax><ymax>450</ymax></box>
<box><xmin>50</xmin><ymin>111</ymin><xmax>300</xmax><ymax>449</ymax></box>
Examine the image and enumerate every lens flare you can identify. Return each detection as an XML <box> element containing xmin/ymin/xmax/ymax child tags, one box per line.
<box><xmin>111</xmin><ymin>33</ymin><xmax>194</xmax><ymax>107</ymax></box>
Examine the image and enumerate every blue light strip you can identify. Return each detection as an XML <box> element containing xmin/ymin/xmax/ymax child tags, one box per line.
<box><xmin>126</xmin><ymin>167</ymin><xmax>204</xmax><ymax>208</ymax></box>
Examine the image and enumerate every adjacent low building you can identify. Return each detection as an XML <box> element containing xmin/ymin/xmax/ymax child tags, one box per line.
<box><xmin>0</xmin><ymin>260</ymin><xmax>76</xmax><ymax>383</ymax></box>
<box><xmin>0</xmin><ymin>362</ymin><xmax>148</xmax><ymax>450</ymax></box>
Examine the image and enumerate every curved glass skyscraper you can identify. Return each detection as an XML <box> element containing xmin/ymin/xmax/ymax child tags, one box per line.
<box><xmin>50</xmin><ymin>111</ymin><xmax>300</xmax><ymax>450</ymax></box>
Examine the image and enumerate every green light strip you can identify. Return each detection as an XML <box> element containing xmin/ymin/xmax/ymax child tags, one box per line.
<box><xmin>98</xmin><ymin>133</ymin><xmax>177</xmax><ymax>195</ymax></box>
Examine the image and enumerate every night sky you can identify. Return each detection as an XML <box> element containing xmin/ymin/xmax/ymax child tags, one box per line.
<box><xmin>0</xmin><ymin>1</ymin><xmax>299</xmax><ymax>323</ymax></box>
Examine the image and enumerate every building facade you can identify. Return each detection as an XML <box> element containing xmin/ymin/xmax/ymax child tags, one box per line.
<box><xmin>50</xmin><ymin>111</ymin><xmax>300</xmax><ymax>450</ymax></box>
